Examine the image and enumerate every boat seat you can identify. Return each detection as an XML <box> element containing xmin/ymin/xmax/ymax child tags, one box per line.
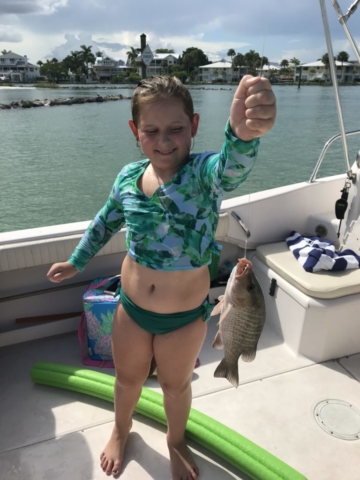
<box><xmin>256</xmin><ymin>241</ymin><xmax>360</xmax><ymax>299</ymax></box>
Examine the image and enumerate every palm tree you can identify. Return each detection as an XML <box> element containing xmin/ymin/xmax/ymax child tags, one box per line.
<box><xmin>1</xmin><ymin>49</ymin><xmax>10</xmax><ymax>55</ymax></box>
<box><xmin>233</xmin><ymin>53</ymin><xmax>245</xmax><ymax>80</ymax></box>
<box><xmin>95</xmin><ymin>51</ymin><xmax>103</xmax><ymax>58</ymax></box>
<box><xmin>227</xmin><ymin>49</ymin><xmax>236</xmax><ymax>63</ymax></box>
<box><xmin>260</xmin><ymin>56</ymin><xmax>268</xmax><ymax>74</ymax></box>
<box><xmin>80</xmin><ymin>45</ymin><xmax>96</xmax><ymax>77</ymax></box>
<box><xmin>37</xmin><ymin>60</ymin><xmax>43</xmax><ymax>67</ymax></box>
<box><xmin>290</xmin><ymin>57</ymin><xmax>301</xmax><ymax>66</ymax></box>
<box><xmin>63</xmin><ymin>51</ymin><xmax>84</xmax><ymax>82</ymax></box>
<box><xmin>244</xmin><ymin>50</ymin><xmax>261</xmax><ymax>75</ymax></box>
<box><xmin>289</xmin><ymin>57</ymin><xmax>301</xmax><ymax>78</ymax></box>
<box><xmin>337</xmin><ymin>51</ymin><xmax>350</xmax><ymax>82</ymax></box>
<box><xmin>227</xmin><ymin>49</ymin><xmax>236</xmax><ymax>80</ymax></box>
<box><xmin>321</xmin><ymin>53</ymin><xmax>334</xmax><ymax>80</ymax></box>
<box><xmin>280</xmin><ymin>59</ymin><xmax>289</xmax><ymax>72</ymax></box>
<box><xmin>126</xmin><ymin>47</ymin><xmax>141</xmax><ymax>67</ymax></box>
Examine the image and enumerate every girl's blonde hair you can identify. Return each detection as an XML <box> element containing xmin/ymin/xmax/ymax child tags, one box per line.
<box><xmin>131</xmin><ymin>76</ymin><xmax>194</xmax><ymax>127</ymax></box>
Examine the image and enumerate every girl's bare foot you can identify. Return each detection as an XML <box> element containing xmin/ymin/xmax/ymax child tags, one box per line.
<box><xmin>100</xmin><ymin>421</ymin><xmax>132</xmax><ymax>477</ymax></box>
<box><xmin>168</xmin><ymin>439</ymin><xmax>199</xmax><ymax>480</ymax></box>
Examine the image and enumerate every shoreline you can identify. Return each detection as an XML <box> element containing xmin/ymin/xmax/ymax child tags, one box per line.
<box><xmin>0</xmin><ymin>94</ymin><xmax>130</xmax><ymax>109</ymax></box>
<box><xmin>1</xmin><ymin>82</ymin><xmax>359</xmax><ymax>91</ymax></box>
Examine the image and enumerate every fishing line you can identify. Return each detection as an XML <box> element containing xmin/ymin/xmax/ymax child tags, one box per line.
<box><xmin>259</xmin><ymin>36</ymin><xmax>266</xmax><ymax>71</ymax></box>
<box><xmin>244</xmin><ymin>36</ymin><xmax>266</xmax><ymax>259</ymax></box>
<box><xmin>244</xmin><ymin>174</ymin><xmax>251</xmax><ymax>259</ymax></box>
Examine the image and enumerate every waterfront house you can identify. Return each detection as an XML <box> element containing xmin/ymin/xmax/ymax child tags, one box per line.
<box><xmin>195</xmin><ymin>60</ymin><xmax>231</xmax><ymax>83</ymax></box>
<box><xmin>135</xmin><ymin>53</ymin><xmax>179</xmax><ymax>77</ymax></box>
<box><xmin>92</xmin><ymin>56</ymin><xmax>133</xmax><ymax>81</ymax></box>
<box><xmin>0</xmin><ymin>52</ymin><xmax>40</xmax><ymax>82</ymax></box>
<box><xmin>195</xmin><ymin>59</ymin><xmax>249</xmax><ymax>83</ymax></box>
<box><xmin>257</xmin><ymin>63</ymin><xmax>281</xmax><ymax>78</ymax></box>
<box><xmin>295</xmin><ymin>60</ymin><xmax>360</xmax><ymax>82</ymax></box>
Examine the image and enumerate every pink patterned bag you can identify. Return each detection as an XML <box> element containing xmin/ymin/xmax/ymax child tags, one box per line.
<box><xmin>78</xmin><ymin>275</ymin><xmax>120</xmax><ymax>368</ymax></box>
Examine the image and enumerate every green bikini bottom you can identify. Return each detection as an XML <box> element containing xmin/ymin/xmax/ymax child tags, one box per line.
<box><xmin>119</xmin><ymin>288</ymin><xmax>213</xmax><ymax>335</ymax></box>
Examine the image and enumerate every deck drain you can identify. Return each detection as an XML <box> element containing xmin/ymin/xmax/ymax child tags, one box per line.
<box><xmin>314</xmin><ymin>400</ymin><xmax>360</xmax><ymax>440</ymax></box>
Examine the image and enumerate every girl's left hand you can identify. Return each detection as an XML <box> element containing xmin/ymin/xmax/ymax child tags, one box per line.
<box><xmin>230</xmin><ymin>75</ymin><xmax>276</xmax><ymax>142</ymax></box>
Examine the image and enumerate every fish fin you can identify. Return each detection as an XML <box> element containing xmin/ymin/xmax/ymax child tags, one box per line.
<box><xmin>219</xmin><ymin>304</ymin><xmax>232</xmax><ymax>324</ymax></box>
<box><xmin>214</xmin><ymin>358</ymin><xmax>239</xmax><ymax>388</ymax></box>
<box><xmin>210</xmin><ymin>299</ymin><xmax>224</xmax><ymax>316</ymax></box>
<box><xmin>241</xmin><ymin>349</ymin><xmax>257</xmax><ymax>362</ymax></box>
<box><xmin>212</xmin><ymin>330</ymin><xmax>224</xmax><ymax>349</ymax></box>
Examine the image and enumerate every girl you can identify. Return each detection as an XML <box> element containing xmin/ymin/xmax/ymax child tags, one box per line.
<box><xmin>47</xmin><ymin>75</ymin><xmax>276</xmax><ymax>480</ymax></box>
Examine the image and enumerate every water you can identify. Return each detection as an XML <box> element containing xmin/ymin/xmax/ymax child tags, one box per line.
<box><xmin>1</xmin><ymin>84</ymin><xmax>360</xmax><ymax>233</ymax></box>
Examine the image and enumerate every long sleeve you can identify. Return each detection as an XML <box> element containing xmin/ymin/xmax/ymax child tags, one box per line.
<box><xmin>200</xmin><ymin>119</ymin><xmax>259</xmax><ymax>195</ymax></box>
<box><xmin>68</xmin><ymin>174</ymin><xmax>125</xmax><ymax>272</ymax></box>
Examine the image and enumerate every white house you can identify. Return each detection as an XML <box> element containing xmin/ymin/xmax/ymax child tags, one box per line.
<box><xmin>195</xmin><ymin>60</ymin><xmax>232</xmax><ymax>83</ymax></box>
<box><xmin>295</xmin><ymin>60</ymin><xmax>360</xmax><ymax>82</ymax></box>
<box><xmin>195</xmin><ymin>60</ymin><xmax>248</xmax><ymax>83</ymax></box>
<box><xmin>257</xmin><ymin>63</ymin><xmax>281</xmax><ymax>77</ymax></box>
<box><xmin>0</xmin><ymin>52</ymin><xmax>40</xmax><ymax>82</ymax></box>
<box><xmin>135</xmin><ymin>53</ymin><xmax>179</xmax><ymax>76</ymax></box>
<box><xmin>92</xmin><ymin>56</ymin><xmax>133</xmax><ymax>81</ymax></box>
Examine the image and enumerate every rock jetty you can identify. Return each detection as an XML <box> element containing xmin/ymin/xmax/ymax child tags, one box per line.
<box><xmin>0</xmin><ymin>94</ymin><xmax>130</xmax><ymax>110</ymax></box>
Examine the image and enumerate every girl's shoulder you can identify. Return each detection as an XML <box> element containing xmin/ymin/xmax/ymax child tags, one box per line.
<box><xmin>117</xmin><ymin>159</ymin><xmax>149</xmax><ymax>180</ymax></box>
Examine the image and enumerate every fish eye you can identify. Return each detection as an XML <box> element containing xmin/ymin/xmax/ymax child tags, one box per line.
<box><xmin>247</xmin><ymin>284</ymin><xmax>256</xmax><ymax>292</ymax></box>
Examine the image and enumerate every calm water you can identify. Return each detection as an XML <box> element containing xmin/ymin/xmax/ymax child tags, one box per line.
<box><xmin>1</xmin><ymin>84</ymin><xmax>360</xmax><ymax>232</ymax></box>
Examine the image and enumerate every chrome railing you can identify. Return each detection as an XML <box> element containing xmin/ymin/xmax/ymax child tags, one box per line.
<box><xmin>317</xmin><ymin>0</ymin><xmax>360</xmax><ymax>182</ymax></box>
<box><xmin>309</xmin><ymin>130</ymin><xmax>360</xmax><ymax>183</ymax></box>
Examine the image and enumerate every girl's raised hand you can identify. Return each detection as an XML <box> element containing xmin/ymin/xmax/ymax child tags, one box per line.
<box><xmin>229</xmin><ymin>75</ymin><xmax>276</xmax><ymax>142</ymax></box>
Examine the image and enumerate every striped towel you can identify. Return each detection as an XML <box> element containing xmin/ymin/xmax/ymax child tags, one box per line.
<box><xmin>286</xmin><ymin>231</ymin><xmax>360</xmax><ymax>272</ymax></box>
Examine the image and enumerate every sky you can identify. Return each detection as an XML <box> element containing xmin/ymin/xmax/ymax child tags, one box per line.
<box><xmin>0</xmin><ymin>0</ymin><xmax>359</xmax><ymax>65</ymax></box>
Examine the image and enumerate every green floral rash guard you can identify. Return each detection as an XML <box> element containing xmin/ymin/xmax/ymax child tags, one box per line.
<box><xmin>69</xmin><ymin>120</ymin><xmax>259</xmax><ymax>272</ymax></box>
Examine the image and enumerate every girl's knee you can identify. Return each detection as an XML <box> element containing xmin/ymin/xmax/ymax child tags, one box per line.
<box><xmin>159</xmin><ymin>375</ymin><xmax>192</xmax><ymax>399</ymax></box>
<box><xmin>115</xmin><ymin>364</ymin><xmax>150</xmax><ymax>389</ymax></box>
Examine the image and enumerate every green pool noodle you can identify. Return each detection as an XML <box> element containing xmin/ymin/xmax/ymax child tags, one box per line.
<box><xmin>30</xmin><ymin>362</ymin><xmax>307</xmax><ymax>480</ymax></box>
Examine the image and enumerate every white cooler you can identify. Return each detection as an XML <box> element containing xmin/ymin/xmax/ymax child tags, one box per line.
<box><xmin>251</xmin><ymin>242</ymin><xmax>360</xmax><ymax>362</ymax></box>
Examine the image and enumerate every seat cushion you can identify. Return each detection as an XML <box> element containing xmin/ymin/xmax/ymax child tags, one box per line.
<box><xmin>256</xmin><ymin>242</ymin><xmax>360</xmax><ymax>299</ymax></box>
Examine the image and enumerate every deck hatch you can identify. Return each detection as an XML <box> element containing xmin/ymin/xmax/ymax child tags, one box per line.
<box><xmin>314</xmin><ymin>399</ymin><xmax>360</xmax><ymax>440</ymax></box>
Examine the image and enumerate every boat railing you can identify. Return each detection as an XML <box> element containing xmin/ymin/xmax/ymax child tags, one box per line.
<box><xmin>309</xmin><ymin>129</ymin><xmax>360</xmax><ymax>183</ymax></box>
<box><xmin>317</xmin><ymin>0</ymin><xmax>360</xmax><ymax>183</ymax></box>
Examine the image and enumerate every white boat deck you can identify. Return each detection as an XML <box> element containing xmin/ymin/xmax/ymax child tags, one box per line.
<box><xmin>1</xmin><ymin>317</ymin><xmax>360</xmax><ymax>480</ymax></box>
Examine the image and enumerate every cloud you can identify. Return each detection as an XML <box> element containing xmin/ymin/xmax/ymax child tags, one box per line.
<box><xmin>0</xmin><ymin>25</ymin><xmax>23</xmax><ymax>42</ymax></box>
<box><xmin>1</xmin><ymin>0</ymin><xmax>359</xmax><ymax>65</ymax></box>
<box><xmin>95</xmin><ymin>41</ymin><xmax>127</xmax><ymax>52</ymax></box>
<box><xmin>46</xmin><ymin>32</ymin><xmax>128</xmax><ymax>60</ymax></box>
<box><xmin>0</xmin><ymin>0</ymin><xmax>67</xmax><ymax>16</ymax></box>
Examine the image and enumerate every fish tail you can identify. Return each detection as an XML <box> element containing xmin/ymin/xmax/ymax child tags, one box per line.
<box><xmin>214</xmin><ymin>358</ymin><xmax>239</xmax><ymax>388</ymax></box>
<box><xmin>241</xmin><ymin>349</ymin><xmax>257</xmax><ymax>362</ymax></box>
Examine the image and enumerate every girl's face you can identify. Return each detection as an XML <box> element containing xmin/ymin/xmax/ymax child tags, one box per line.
<box><xmin>129</xmin><ymin>98</ymin><xmax>199</xmax><ymax>173</ymax></box>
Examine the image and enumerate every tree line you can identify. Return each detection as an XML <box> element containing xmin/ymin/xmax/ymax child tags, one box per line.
<box><xmin>0</xmin><ymin>46</ymin><xmax>354</xmax><ymax>84</ymax></box>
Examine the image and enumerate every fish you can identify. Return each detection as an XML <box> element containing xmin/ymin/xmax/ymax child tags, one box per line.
<box><xmin>211</xmin><ymin>258</ymin><xmax>266</xmax><ymax>388</ymax></box>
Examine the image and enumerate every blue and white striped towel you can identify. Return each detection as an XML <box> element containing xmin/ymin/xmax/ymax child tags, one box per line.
<box><xmin>286</xmin><ymin>231</ymin><xmax>360</xmax><ymax>272</ymax></box>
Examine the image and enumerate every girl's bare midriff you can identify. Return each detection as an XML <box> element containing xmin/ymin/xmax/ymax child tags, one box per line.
<box><xmin>120</xmin><ymin>254</ymin><xmax>210</xmax><ymax>313</ymax></box>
